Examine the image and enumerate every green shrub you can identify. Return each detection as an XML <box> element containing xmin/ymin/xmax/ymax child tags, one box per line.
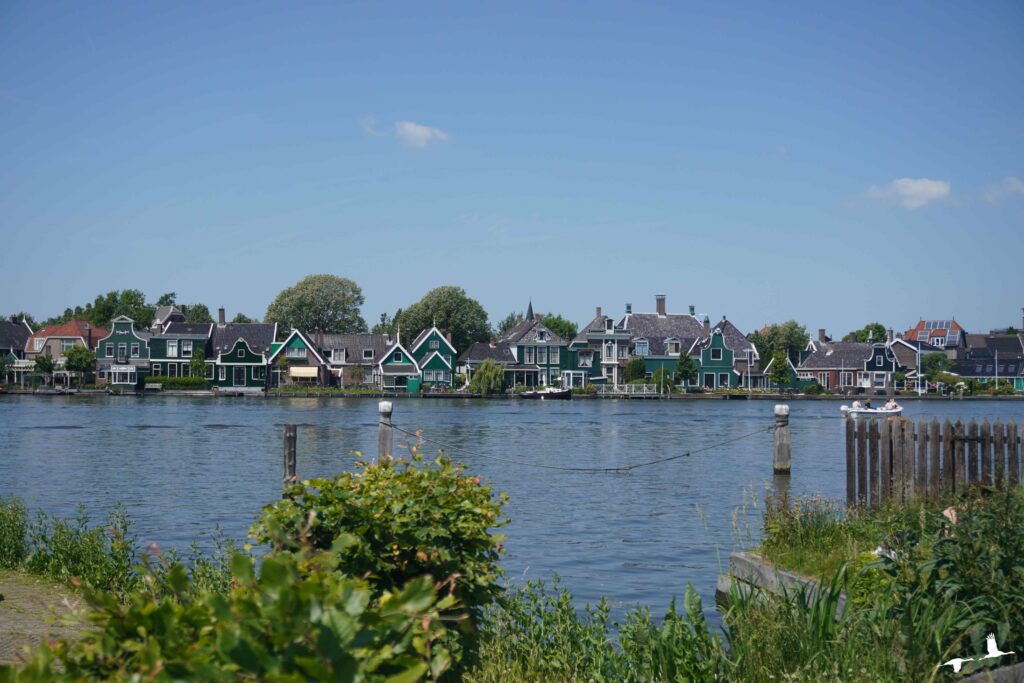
<box><xmin>8</xmin><ymin>546</ymin><xmax>456</xmax><ymax>682</ymax></box>
<box><xmin>571</xmin><ymin>384</ymin><xmax>597</xmax><ymax>395</ymax></box>
<box><xmin>144</xmin><ymin>375</ymin><xmax>209</xmax><ymax>390</ymax></box>
<box><xmin>252</xmin><ymin>451</ymin><xmax>507</xmax><ymax>670</ymax></box>
<box><xmin>804</xmin><ymin>382</ymin><xmax>823</xmax><ymax>395</ymax></box>
<box><xmin>469</xmin><ymin>359</ymin><xmax>505</xmax><ymax>395</ymax></box>
<box><xmin>0</xmin><ymin>496</ymin><xmax>29</xmax><ymax>568</ymax></box>
<box><xmin>650</xmin><ymin>368</ymin><xmax>675</xmax><ymax>392</ymax></box>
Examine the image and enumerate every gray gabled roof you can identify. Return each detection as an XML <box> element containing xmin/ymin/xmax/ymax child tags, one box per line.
<box><xmin>458</xmin><ymin>341</ymin><xmax>517</xmax><ymax>364</ymax></box>
<box><xmin>158</xmin><ymin>322</ymin><xmax>214</xmax><ymax>340</ymax></box>
<box><xmin>964</xmin><ymin>334</ymin><xmax>1024</xmax><ymax>358</ymax></box>
<box><xmin>212</xmin><ymin>323</ymin><xmax>276</xmax><ymax>355</ymax></box>
<box><xmin>798</xmin><ymin>342</ymin><xmax>872</xmax><ymax>370</ymax></box>
<box><xmin>319</xmin><ymin>333</ymin><xmax>393</xmax><ymax>364</ymax></box>
<box><xmin>573</xmin><ymin>314</ymin><xmax>613</xmax><ymax>345</ymax></box>
<box><xmin>500</xmin><ymin>316</ymin><xmax>565</xmax><ymax>345</ymax></box>
<box><xmin>0</xmin><ymin>320</ymin><xmax>32</xmax><ymax>352</ymax></box>
<box><xmin>619</xmin><ymin>312</ymin><xmax>704</xmax><ymax>356</ymax></box>
<box><xmin>694</xmin><ymin>319</ymin><xmax>757</xmax><ymax>358</ymax></box>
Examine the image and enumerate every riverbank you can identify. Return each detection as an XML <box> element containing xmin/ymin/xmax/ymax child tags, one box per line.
<box><xmin>0</xmin><ymin>571</ymin><xmax>81</xmax><ymax>664</ymax></box>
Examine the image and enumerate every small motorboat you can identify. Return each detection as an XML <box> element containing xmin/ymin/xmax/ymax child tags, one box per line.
<box><xmin>840</xmin><ymin>404</ymin><xmax>902</xmax><ymax>418</ymax></box>
<box><xmin>520</xmin><ymin>387</ymin><xmax>572</xmax><ymax>400</ymax></box>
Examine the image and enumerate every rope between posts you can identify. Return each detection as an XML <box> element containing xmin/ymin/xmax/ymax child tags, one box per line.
<box><xmin>389</xmin><ymin>423</ymin><xmax>776</xmax><ymax>473</ymax></box>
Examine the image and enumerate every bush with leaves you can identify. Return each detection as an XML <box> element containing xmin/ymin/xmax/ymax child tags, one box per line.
<box><xmin>252</xmin><ymin>450</ymin><xmax>507</xmax><ymax>671</ymax></box>
<box><xmin>469</xmin><ymin>359</ymin><xmax>505</xmax><ymax>396</ymax></box>
<box><xmin>5</xmin><ymin>542</ymin><xmax>456</xmax><ymax>682</ymax></box>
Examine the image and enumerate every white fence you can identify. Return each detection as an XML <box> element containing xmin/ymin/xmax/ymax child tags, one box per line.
<box><xmin>595</xmin><ymin>384</ymin><xmax>665</xmax><ymax>396</ymax></box>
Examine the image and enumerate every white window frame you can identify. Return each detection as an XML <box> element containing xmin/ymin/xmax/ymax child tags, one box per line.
<box><xmin>237</xmin><ymin>348</ymin><xmax>245</xmax><ymax>358</ymax></box>
<box><xmin>429</xmin><ymin>339</ymin><xmax>439</xmax><ymax>349</ymax></box>
<box><xmin>393</xmin><ymin>351</ymin><xmax>402</xmax><ymax>363</ymax></box>
<box><xmin>60</xmin><ymin>339</ymin><xmax>75</xmax><ymax>353</ymax></box>
<box><xmin>167</xmin><ymin>340</ymin><xmax>178</xmax><ymax>358</ymax></box>
<box><xmin>169</xmin><ymin>364</ymin><xmax>178</xmax><ymax>378</ymax></box>
<box><xmin>840</xmin><ymin>371</ymin><xmax>854</xmax><ymax>387</ymax></box>
<box><xmin>182</xmin><ymin>365</ymin><xmax>191</xmax><ymax>378</ymax></box>
<box><xmin>205</xmin><ymin>363</ymin><xmax>214</xmax><ymax>379</ymax></box>
<box><xmin>152</xmin><ymin>363</ymin><xmax>161</xmax><ymax>376</ymax></box>
<box><xmin>130</xmin><ymin>343</ymin><xmax>140</xmax><ymax>358</ymax></box>
<box><xmin>634</xmin><ymin>341</ymin><xmax>649</xmax><ymax>356</ymax></box>
<box><xmin>718</xmin><ymin>372</ymin><xmax>730</xmax><ymax>387</ymax></box>
<box><xmin>34</xmin><ymin>338</ymin><xmax>45</xmax><ymax>351</ymax></box>
<box><xmin>525</xmin><ymin>347</ymin><xmax>535</xmax><ymax>364</ymax></box>
<box><xmin>106</xmin><ymin>343</ymin><xmax>114</xmax><ymax>357</ymax></box>
<box><xmin>252</xmin><ymin>366</ymin><xmax>265</xmax><ymax>381</ymax></box>
<box><xmin>710</xmin><ymin>348</ymin><xmax>723</xmax><ymax>361</ymax></box>
<box><xmin>538</xmin><ymin>346</ymin><xmax>548</xmax><ymax>364</ymax></box>
<box><xmin>219</xmin><ymin>366</ymin><xmax>226</xmax><ymax>381</ymax></box>
<box><xmin>667</xmin><ymin>341</ymin><xmax>681</xmax><ymax>354</ymax></box>
<box><xmin>550</xmin><ymin>347</ymin><xmax>560</xmax><ymax>364</ymax></box>
<box><xmin>286</xmin><ymin>346</ymin><xmax>305</xmax><ymax>359</ymax></box>
<box><xmin>182</xmin><ymin>340</ymin><xmax>193</xmax><ymax>358</ymax></box>
<box><xmin>875</xmin><ymin>356</ymin><xmax>883</xmax><ymax>367</ymax></box>
<box><xmin>362</xmin><ymin>348</ymin><xmax>373</xmax><ymax>360</ymax></box>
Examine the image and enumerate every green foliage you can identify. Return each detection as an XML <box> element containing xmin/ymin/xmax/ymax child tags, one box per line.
<box><xmin>749</xmin><ymin>321</ymin><xmax>809</xmax><ymax>365</ymax></box>
<box><xmin>253</xmin><ymin>452</ymin><xmax>506</xmax><ymax>671</ymax></box>
<box><xmin>156</xmin><ymin>292</ymin><xmax>176</xmax><ymax>307</ymax></box>
<box><xmin>33</xmin><ymin>354</ymin><xmax>55</xmax><ymax>376</ymax></box>
<box><xmin>803</xmin><ymin>381</ymin><xmax>823</xmax><ymax>395</ymax></box>
<box><xmin>63</xmin><ymin>344</ymin><xmax>96</xmax><ymax>377</ymax></box>
<box><xmin>623</xmin><ymin>357</ymin><xmax>647</xmax><ymax>382</ymax></box>
<box><xmin>372</xmin><ymin>309</ymin><xmax>401</xmax><ymax>335</ymax></box>
<box><xmin>986</xmin><ymin>381</ymin><xmax>1018</xmax><ymax>395</ymax></box>
<box><xmin>189</xmin><ymin>348</ymin><xmax>207</xmax><ymax>378</ymax></box>
<box><xmin>8</xmin><ymin>550</ymin><xmax>455</xmax><ymax>682</ymax></box>
<box><xmin>265</xmin><ymin>274</ymin><xmax>367</xmax><ymax>334</ymax></box>
<box><xmin>144</xmin><ymin>375</ymin><xmax>209</xmax><ymax>390</ymax></box>
<box><xmin>396</xmin><ymin>286</ymin><xmax>491</xmax><ymax>353</ymax></box>
<box><xmin>6</xmin><ymin>312</ymin><xmax>37</xmax><ymax>329</ymax></box>
<box><xmin>231</xmin><ymin>312</ymin><xmax>256</xmax><ymax>324</ymax></box>
<box><xmin>494</xmin><ymin>311</ymin><xmax>519</xmax><ymax>336</ymax></box>
<box><xmin>650</xmin><ymin>367</ymin><xmax>675</xmax><ymax>392</ymax></box>
<box><xmin>46</xmin><ymin>289</ymin><xmax>155</xmax><ymax>328</ymax></box>
<box><xmin>469</xmin><ymin>359</ymin><xmax>505</xmax><ymax>395</ymax></box>
<box><xmin>922</xmin><ymin>352</ymin><xmax>953</xmax><ymax>381</ymax></box>
<box><xmin>767</xmin><ymin>350</ymin><xmax>790</xmax><ymax>388</ymax></box>
<box><xmin>571</xmin><ymin>384</ymin><xmax>597</xmax><ymax>395</ymax></box>
<box><xmin>846</xmin><ymin>322</ymin><xmax>887</xmax><ymax>343</ymax></box>
<box><xmin>0</xmin><ymin>497</ymin><xmax>29</xmax><ymax>568</ymax></box>
<box><xmin>675</xmin><ymin>353</ymin><xmax>698</xmax><ymax>385</ymax></box>
<box><xmin>540</xmin><ymin>314</ymin><xmax>577</xmax><ymax>341</ymax></box>
<box><xmin>182</xmin><ymin>303</ymin><xmax>214</xmax><ymax>324</ymax></box>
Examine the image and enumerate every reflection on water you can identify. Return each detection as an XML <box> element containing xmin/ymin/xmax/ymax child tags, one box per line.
<box><xmin>2</xmin><ymin>394</ymin><xmax>1021</xmax><ymax>623</ymax></box>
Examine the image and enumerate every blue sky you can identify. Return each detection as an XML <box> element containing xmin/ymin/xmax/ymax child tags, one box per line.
<box><xmin>3</xmin><ymin>1</ymin><xmax>1022</xmax><ymax>336</ymax></box>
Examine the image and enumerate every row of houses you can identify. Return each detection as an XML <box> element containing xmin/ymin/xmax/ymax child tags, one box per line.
<box><xmin>3</xmin><ymin>300</ymin><xmax>1023</xmax><ymax>393</ymax></box>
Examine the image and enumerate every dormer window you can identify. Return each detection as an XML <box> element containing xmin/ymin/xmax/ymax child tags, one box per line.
<box><xmin>362</xmin><ymin>348</ymin><xmax>373</xmax><ymax>360</ymax></box>
<box><xmin>429</xmin><ymin>340</ymin><xmax>440</xmax><ymax>349</ymax></box>
<box><xmin>537</xmin><ymin>330</ymin><xmax>547</xmax><ymax>341</ymax></box>
<box><xmin>876</xmin><ymin>356</ymin><xmax>883</xmax><ymax>367</ymax></box>
<box><xmin>605</xmin><ymin>319</ymin><xmax>614</xmax><ymax>331</ymax></box>
<box><xmin>666</xmin><ymin>340</ymin><xmax>681</xmax><ymax>354</ymax></box>
<box><xmin>393</xmin><ymin>352</ymin><xmax>402</xmax><ymax>362</ymax></box>
<box><xmin>634</xmin><ymin>340</ymin><xmax>649</xmax><ymax>356</ymax></box>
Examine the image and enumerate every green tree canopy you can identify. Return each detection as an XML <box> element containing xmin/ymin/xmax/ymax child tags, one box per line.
<box><xmin>767</xmin><ymin>350</ymin><xmax>791</xmax><ymax>388</ymax></box>
<box><xmin>183</xmin><ymin>304</ymin><xmax>214</xmax><ymax>324</ymax></box>
<box><xmin>6</xmin><ymin>312</ymin><xmax>37</xmax><ymax>330</ymax></box>
<box><xmin>921</xmin><ymin>352</ymin><xmax>954</xmax><ymax>381</ymax></box>
<box><xmin>624</xmin><ymin>358</ymin><xmax>647</xmax><ymax>382</ymax></box>
<box><xmin>34</xmin><ymin>355</ymin><xmax>55</xmax><ymax>376</ymax></box>
<box><xmin>749</xmin><ymin>321</ymin><xmax>809</xmax><ymax>365</ymax></box>
<box><xmin>494</xmin><ymin>312</ymin><xmax>519</xmax><ymax>337</ymax></box>
<box><xmin>46</xmin><ymin>290</ymin><xmax>156</xmax><ymax>328</ymax></box>
<box><xmin>63</xmin><ymin>345</ymin><xmax>96</xmax><ymax>376</ymax></box>
<box><xmin>231</xmin><ymin>312</ymin><xmax>257</xmax><ymax>324</ymax></box>
<box><xmin>651</xmin><ymin>367</ymin><xmax>675</xmax><ymax>392</ymax></box>
<box><xmin>395</xmin><ymin>286</ymin><xmax>490</xmax><ymax>352</ymax></box>
<box><xmin>676</xmin><ymin>353</ymin><xmax>699</xmax><ymax>385</ymax></box>
<box><xmin>156</xmin><ymin>292</ymin><xmax>177</xmax><ymax>307</ymax></box>
<box><xmin>469</xmin><ymin>359</ymin><xmax>505</xmax><ymax>395</ymax></box>
<box><xmin>540</xmin><ymin>314</ymin><xmax>577</xmax><ymax>341</ymax></box>
<box><xmin>372</xmin><ymin>310</ymin><xmax>401</xmax><ymax>335</ymax></box>
<box><xmin>189</xmin><ymin>348</ymin><xmax>207</xmax><ymax>379</ymax></box>
<box><xmin>265</xmin><ymin>275</ymin><xmax>367</xmax><ymax>335</ymax></box>
<box><xmin>846</xmin><ymin>322</ymin><xmax>887</xmax><ymax>343</ymax></box>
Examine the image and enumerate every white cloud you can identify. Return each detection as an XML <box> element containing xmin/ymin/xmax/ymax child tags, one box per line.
<box><xmin>393</xmin><ymin>120</ymin><xmax>450</xmax><ymax>148</ymax></box>
<box><xmin>359</xmin><ymin>116</ymin><xmax>387</xmax><ymax>137</ymax></box>
<box><xmin>983</xmin><ymin>176</ymin><xmax>1024</xmax><ymax>203</ymax></box>
<box><xmin>864</xmin><ymin>177</ymin><xmax>951</xmax><ymax>209</ymax></box>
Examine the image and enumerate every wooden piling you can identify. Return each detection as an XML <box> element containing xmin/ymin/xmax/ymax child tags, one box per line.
<box><xmin>283</xmin><ymin>424</ymin><xmax>297</xmax><ymax>494</ymax></box>
<box><xmin>772</xmin><ymin>405</ymin><xmax>791</xmax><ymax>475</ymax></box>
<box><xmin>378</xmin><ymin>400</ymin><xmax>394</xmax><ymax>463</ymax></box>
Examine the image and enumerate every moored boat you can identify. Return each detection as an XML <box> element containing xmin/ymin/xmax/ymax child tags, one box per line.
<box><xmin>840</xmin><ymin>405</ymin><xmax>902</xmax><ymax>418</ymax></box>
<box><xmin>520</xmin><ymin>387</ymin><xmax>572</xmax><ymax>400</ymax></box>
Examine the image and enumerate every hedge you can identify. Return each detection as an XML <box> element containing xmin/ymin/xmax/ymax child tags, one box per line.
<box><xmin>143</xmin><ymin>375</ymin><xmax>209</xmax><ymax>390</ymax></box>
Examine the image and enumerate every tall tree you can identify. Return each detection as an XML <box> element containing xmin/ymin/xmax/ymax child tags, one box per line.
<box><xmin>372</xmin><ymin>310</ymin><xmax>401</xmax><ymax>335</ymax></box>
<box><xmin>7</xmin><ymin>312</ymin><xmax>37</xmax><ymax>330</ymax></box>
<box><xmin>921</xmin><ymin>352</ymin><xmax>953</xmax><ymax>381</ymax></box>
<box><xmin>749</xmin><ymin>321</ymin><xmax>809</xmax><ymax>365</ymax></box>
<box><xmin>231</xmin><ymin>313</ymin><xmax>257</xmax><ymax>324</ymax></box>
<box><xmin>540</xmin><ymin>314</ymin><xmax>577</xmax><ymax>341</ymax></box>
<box><xmin>156</xmin><ymin>292</ymin><xmax>177</xmax><ymax>307</ymax></box>
<box><xmin>495</xmin><ymin>312</ymin><xmax>520</xmax><ymax>337</ymax></box>
<box><xmin>767</xmin><ymin>350</ymin><xmax>791</xmax><ymax>388</ymax></box>
<box><xmin>63</xmin><ymin>345</ymin><xmax>96</xmax><ymax>384</ymax></box>
<box><xmin>190</xmin><ymin>348</ymin><xmax>207</xmax><ymax>379</ymax></box>
<box><xmin>34</xmin><ymin>355</ymin><xmax>55</xmax><ymax>385</ymax></box>
<box><xmin>265</xmin><ymin>275</ymin><xmax>367</xmax><ymax>334</ymax></box>
<box><xmin>624</xmin><ymin>358</ymin><xmax>647</xmax><ymax>382</ymax></box>
<box><xmin>675</xmin><ymin>353</ymin><xmax>699</xmax><ymax>386</ymax></box>
<box><xmin>183</xmin><ymin>304</ymin><xmax>214</xmax><ymax>324</ymax></box>
<box><xmin>469</xmin><ymin>359</ymin><xmax>505</xmax><ymax>395</ymax></box>
<box><xmin>395</xmin><ymin>286</ymin><xmax>490</xmax><ymax>352</ymax></box>
<box><xmin>846</xmin><ymin>322</ymin><xmax>887</xmax><ymax>343</ymax></box>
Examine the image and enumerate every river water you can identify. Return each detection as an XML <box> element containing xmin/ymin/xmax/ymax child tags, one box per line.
<box><xmin>2</xmin><ymin>395</ymin><xmax>1022</xmax><ymax>622</ymax></box>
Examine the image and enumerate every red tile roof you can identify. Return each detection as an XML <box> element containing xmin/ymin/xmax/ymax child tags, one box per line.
<box><xmin>28</xmin><ymin>320</ymin><xmax>109</xmax><ymax>350</ymax></box>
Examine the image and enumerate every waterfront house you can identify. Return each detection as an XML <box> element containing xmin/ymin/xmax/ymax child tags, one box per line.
<box><xmin>499</xmin><ymin>304</ymin><xmax>569</xmax><ymax>387</ymax></box>
<box><xmin>93</xmin><ymin>317</ymin><xmax>151</xmax><ymax>388</ymax></box>
<box><xmin>377</xmin><ymin>333</ymin><xmax>421</xmax><ymax>391</ymax></box>
<box><xmin>888</xmin><ymin>338</ymin><xmax>944</xmax><ymax>390</ymax></box>
<box><xmin>1</xmin><ymin>316</ymin><xmax>33</xmax><ymax>384</ymax></box>
<box><xmin>149</xmin><ymin>323</ymin><xmax>214</xmax><ymax>381</ymax></box>
<box><xmin>410</xmin><ymin>325</ymin><xmax>457</xmax><ymax>388</ymax></box>
<box><xmin>267</xmin><ymin>328</ymin><xmax>327</xmax><ymax>387</ymax></box>
<box><xmin>317</xmin><ymin>332</ymin><xmax>393</xmax><ymax>388</ymax></box>
<box><xmin>568</xmin><ymin>307</ymin><xmax>622</xmax><ymax>386</ymax></box>
<box><xmin>209</xmin><ymin>313</ymin><xmax>276</xmax><ymax>389</ymax></box>
<box><xmin>26</xmin><ymin>320</ymin><xmax>106</xmax><ymax>362</ymax></box>
<box><xmin>951</xmin><ymin>334</ymin><xmax>1024</xmax><ymax>392</ymax></box>
<box><xmin>690</xmin><ymin>317</ymin><xmax>761</xmax><ymax>389</ymax></box>
<box><xmin>457</xmin><ymin>341</ymin><xmax>520</xmax><ymax>385</ymax></box>
<box><xmin>902</xmin><ymin>319</ymin><xmax>967</xmax><ymax>359</ymax></box>
<box><xmin>150</xmin><ymin>305</ymin><xmax>186</xmax><ymax>333</ymax></box>
<box><xmin>797</xmin><ymin>340</ymin><xmax>871</xmax><ymax>390</ymax></box>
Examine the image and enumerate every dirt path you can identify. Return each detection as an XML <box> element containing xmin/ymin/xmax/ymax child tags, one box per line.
<box><xmin>0</xmin><ymin>571</ymin><xmax>83</xmax><ymax>664</ymax></box>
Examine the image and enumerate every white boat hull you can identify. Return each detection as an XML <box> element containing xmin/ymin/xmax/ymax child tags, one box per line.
<box><xmin>840</xmin><ymin>405</ymin><xmax>902</xmax><ymax>418</ymax></box>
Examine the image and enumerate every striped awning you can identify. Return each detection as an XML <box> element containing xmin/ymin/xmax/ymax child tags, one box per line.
<box><xmin>289</xmin><ymin>366</ymin><xmax>318</xmax><ymax>378</ymax></box>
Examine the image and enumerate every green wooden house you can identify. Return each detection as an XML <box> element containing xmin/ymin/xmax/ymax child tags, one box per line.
<box><xmin>267</xmin><ymin>329</ymin><xmax>327</xmax><ymax>387</ymax></box>
<box><xmin>500</xmin><ymin>304</ymin><xmax>571</xmax><ymax>387</ymax></box>
<box><xmin>210</xmin><ymin>321</ymin><xmax>277</xmax><ymax>389</ymax></box>
<box><xmin>94</xmin><ymin>316</ymin><xmax>152</xmax><ymax>388</ymax></box>
<box><xmin>378</xmin><ymin>335</ymin><xmax>421</xmax><ymax>391</ymax></box>
<box><xmin>410</xmin><ymin>326</ymin><xmax>457</xmax><ymax>388</ymax></box>
<box><xmin>149</xmin><ymin>323</ymin><xmax>214</xmax><ymax>381</ymax></box>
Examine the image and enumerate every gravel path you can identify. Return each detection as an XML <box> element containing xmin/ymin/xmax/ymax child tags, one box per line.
<box><xmin>0</xmin><ymin>571</ymin><xmax>83</xmax><ymax>664</ymax></box>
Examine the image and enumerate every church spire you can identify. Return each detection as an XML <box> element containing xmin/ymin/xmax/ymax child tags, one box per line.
<box><xmin>526</xmin><ymin>299</ymin><xmax>534</xmax><ymax>321</ymax></box>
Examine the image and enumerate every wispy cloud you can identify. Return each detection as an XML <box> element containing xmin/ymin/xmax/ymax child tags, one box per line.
<box><xmin>359</xmin><ymin>116</ymin><xmax>388</xmax><ymax>137</ymax></box>
<box><xmin>864</xmin><ymin>178</ymin><xmax>951</xmax><ymax>209</ymax></box>
<box><xmin>983</xmin><ymin>176</ymin><xmax>1024</xmax><ymax>204</ymax></box>
<box><xmin>393</xmin><ymin>120</ymin><xmax>450</xmax><ymax>148</ymax></box>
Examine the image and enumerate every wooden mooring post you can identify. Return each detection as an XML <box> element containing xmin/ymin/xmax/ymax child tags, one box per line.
<box><xmin>846</xmin><ymin>417</ymin><xmax>1024</xmax><ymax>507</ymax></box>
<box><xmin>773</xmin><ymin>404</ymin><xmax>791</xmax><ymax>475</ymax></box>
<box><xmin>378</xmin><ymin>400</ymin><xmax>394</xmax><ymax>463</ymax></box>
<box><xmin>282</xmin><ymin>424</ymin><xmax>297</xmax><ymax>494</ymax></box>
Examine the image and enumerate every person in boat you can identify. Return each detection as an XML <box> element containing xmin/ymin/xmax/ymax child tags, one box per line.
<box><xmin>864</xmin><ymin>400</ymin><xmax>873</xmax><ymax>410</ymax></box>
<box><xmin>884</xmin><ymin>398</ymin><xmax>900</xmax><ymax>411</ymax></box>
<box><xmin>851</xmin><ymin>399</ymin><xmax>864</xmax><ymax>410</ymax></box>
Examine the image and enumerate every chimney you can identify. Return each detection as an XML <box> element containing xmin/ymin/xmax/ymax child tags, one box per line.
<box><xmin>9</xmin><ymin>315</ymin><xmax>15</xmax><ymax>323</ymax></box>
<box><xmin>688</xmin><ymin>305</ymin><xmax>696</xmax><ymax>316</ymax></box>
<box><xmin>84</xmin><ymin>323</ymin><xmax>91</xmax><ymax>348</ymax></box>
<box><xmin>180</xmin><ymin>304</ymin><xmax>187</xmax><ymax>315</ymax></box>
<box><xmin>625</xmin><ymin>303</ymin><xmax>632</xmax><ymax>314</ymax></box>
<box><xmin>655</xmin><ymin>294</ymin><xmax>666</xmax><ymax>316</ymax></box>
<box><xmin>702</xmin><ymin>315</ymin><xmax>710</xmax><ymax>336</ymax></box>
<box><xmin>218</xmin><ymin>307</ymin><xmax>226</xmax><ymax>326</ymax></box>
<box><xmin>818</xmin><ymin>328</ymin><xmax>827</xmax><ymax>343</ymax></box>
<box><xmin>886</xmin><ymin>328</ymin><xmax>894</xmax><ymax>344</ymax></box>
<box><xmin>446</xmin><ymin>332</ymin><xmax>453</xmax><ymax>346</ymax></box>
<box><xmin>595</xmin><ymin>306</ymin><xmax>602</xmax><ymax>318</ymax></box>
